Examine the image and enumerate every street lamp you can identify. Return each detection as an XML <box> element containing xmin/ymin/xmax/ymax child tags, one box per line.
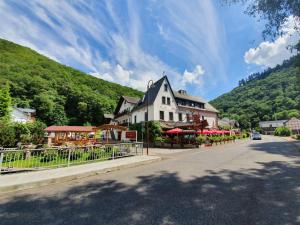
<box><xmin>146</xmin><ymin>79</ymin><xmax>154</xmax><ymax>155</ymax></box>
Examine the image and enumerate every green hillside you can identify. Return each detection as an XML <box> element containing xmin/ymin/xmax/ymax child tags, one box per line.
<box><xmin>0</xmin><ymin>39</ymin><xmax>143</xmax><ymax>126</ymax></box>
<box><xmin>210</xmin><ymin>55</ymin><xmax>300</xmax><ymax>129</ymax></box>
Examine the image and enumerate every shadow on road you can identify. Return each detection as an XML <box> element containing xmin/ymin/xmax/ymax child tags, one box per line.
<box><xmin>1</xmin><ymin>158</ymin><xmax>299</xmax><ymax>225</ymax></box>
<box><xmin>249</xmin><ymin>140</ymin><xmax>300</xmax><ymax>158</ymax></box>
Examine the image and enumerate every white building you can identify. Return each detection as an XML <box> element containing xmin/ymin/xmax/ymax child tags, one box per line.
<box><xmin>11</xmin><ymin>107</ymin><xmax>36</xmax><ymax>123</ymax></box>
<box><xmin>114</xmin><ymin>76</ymin><xmax>218</xmax><ymax>128</ymax></box>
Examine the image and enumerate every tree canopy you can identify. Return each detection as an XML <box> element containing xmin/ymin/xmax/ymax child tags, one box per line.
<box><xmin>225</xmin><ymin>0</ymin><xmax>300</xmax><ymax>39</ymax></box>
<box><xmin>0</xmin><ymin>39</ymin><xmax>143</xmax><ymax>126</ymax></box>
<box><xmin>210</xmin><ymin>55</ymin><xmax>300</xmax><ymax>129</ymax></box>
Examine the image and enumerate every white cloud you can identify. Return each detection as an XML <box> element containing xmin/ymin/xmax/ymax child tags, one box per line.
<box><xmin>0</xmin><ymin>0</ymin><xmax>225</xmax><ymax>94</ymax></box>
<box><xmin>182</xmin><ymin>65</ymin><xmax>205</xmax><ymax>86</ymax></box>
<box><xmin>244</xmin><ymin>16</ymin><xmax>300</xmax><ymax>68</ymax></box>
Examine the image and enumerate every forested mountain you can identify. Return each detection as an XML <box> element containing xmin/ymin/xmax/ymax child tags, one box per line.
<box><xmin>0</xmin><ymin>39</ymin><xmax>143</xmax><ymax>126</ymax></box>
<box><xmin>210</xmin><ymin>55</ymin><xmax>300</xmax><ymax>129</ymax></box>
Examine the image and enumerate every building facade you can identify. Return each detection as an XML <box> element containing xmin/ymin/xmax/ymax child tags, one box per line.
<box><xmin>11</xmin><ymin>107</ymin><xmax>36</xmax><ymax>123</ymax></box>
<box><xmin>114</xmin><ymin>76</ymin><xmax>218</xmax><ymax>128</ymax></box>
<box><xmin>259</xmin><ymin>118</ymin><xmax>300</xmax><ymax>135</ymax></box>
<box><xmin>284</xmin><ymin>117</ymin><xmax>300</xmax><ymax>134</ymax></box>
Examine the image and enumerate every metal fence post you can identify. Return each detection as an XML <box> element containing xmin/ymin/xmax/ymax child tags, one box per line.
<box><xmin>67</xmin><ymin>148</ymin><xmax>71</xmax><ymax>167</ymax></box>
<box><xmin>0</xmin><ymin>152</ymin><xmax>4</xmax><ymax>174</ymax></box>
<box><xmin>112</xmin><ymin>146</ymin><xmax>115</xmax><ymax>160</ymax></box>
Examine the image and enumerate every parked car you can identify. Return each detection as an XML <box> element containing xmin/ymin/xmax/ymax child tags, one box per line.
<box><xmin>252</xmin><ymin>132</ymin><xmax>262</xmax><ymax>140</ymax></box>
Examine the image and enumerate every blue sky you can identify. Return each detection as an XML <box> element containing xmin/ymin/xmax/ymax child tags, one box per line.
<box><xmin>0</xmin><ymin>0</ymin><xmax>299</xmax><ymax>100</ymax></box>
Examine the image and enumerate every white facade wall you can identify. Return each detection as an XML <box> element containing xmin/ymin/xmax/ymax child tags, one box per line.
<box><xmin>177</xmin><ymin>107</ymin><xmax>218</xmax><ymax>128</ymax></box>
<box><xmin>119</xmin><ymin>101</ymin><xmax>135</xmax><ymax>113</ymax></box>
<box><xmin>11</xmin><ymin>109</ymin><xmax>31</xmax><ymax>123</ymax></box>
<box><xmin>131</xmin><ymin>105</ymin><xmax>155</xmax><ymax>123</ymax></box>
<box><xmin>152</xmin><ymin>80</ymin><xmax>179</xmax><ymax>121</ymax></box>
<box><xmin>115</xmin><ymin>77</ymin><xmax>218</xmax><ymax>128</ymax></box>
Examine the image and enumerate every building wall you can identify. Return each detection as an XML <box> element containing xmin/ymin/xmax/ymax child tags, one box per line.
<box><xmin>153</xmin><ymin>80</ymin><xmax>179</xmax><ymax>121</ymax></box>
<box><xmin>116</xmin><ymin>77</ymin><xmax>218</xmax><ymax>128</ymax></box>
<box><xmin>115</xmin><ymin>114</ymin><xmax>131</xmax><ymax>125</ymax></box>
<box><xmin>131</xmin><ymin>105</ymin><xmax>154</xmax><ymax>123</ymax></box>
<box><xmin>11</xmin><ymin>109</ymin><xmax>31</xmax><ymax>123</ymax></box>
<box><xmin>177</xmin><ymin>107</ymin><xmax>218</xmax><ymax>128</ymax></box>
<box><xmin>119</xmin><ymin>101</ymin><xmax>135</xmax><ymax>114</ymax></box>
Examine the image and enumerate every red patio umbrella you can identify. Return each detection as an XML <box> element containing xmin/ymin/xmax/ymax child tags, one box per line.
<box><xmin>166</xmin><ymin>128</ymin><xmax>183</xmax><ymax>134</ymax></box>
<box><xmin>198</xmin><ymin>129</ymin><xmax>212</xmax><ymax>135</ymax></box>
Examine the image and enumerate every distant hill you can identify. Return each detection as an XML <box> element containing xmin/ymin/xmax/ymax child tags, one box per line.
<box><xmin>210</xmin><ymin>55</ymin><xmax>300</xmax><ymax>129</ymax></box>
<box><xmin>0</xmin><ymin>39</ymin><xmax>143</xmax><ymax>125</ymax></box>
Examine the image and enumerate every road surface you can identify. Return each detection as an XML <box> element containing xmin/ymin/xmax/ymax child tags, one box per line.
<box><xmin>0</xmin><ymin>136</ymin><xmax>299</xmax><ymax>225</ymax></box>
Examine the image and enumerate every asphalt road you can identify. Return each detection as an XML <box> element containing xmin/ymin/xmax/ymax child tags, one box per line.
<box><xmin>0</xmin><ymin>136</ymin><xmax>299</xmax><ymax>225</ymax></box>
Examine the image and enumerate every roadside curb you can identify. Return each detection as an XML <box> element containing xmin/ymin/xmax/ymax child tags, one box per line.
<box><xmin>0</xmin><ymin>156</ymin><xmax>161</xmax><ymax>193</ymax></box>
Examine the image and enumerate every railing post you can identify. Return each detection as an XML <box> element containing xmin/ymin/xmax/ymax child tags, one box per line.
<box><xmin>67</xmin><ymin>148</ymin><xmax>71</xmax><ymax>167</ymax></box>
<box><xmin>112</xmin><ymin>146</ymin><xmax>115</xmax><ymax>160</ymax></box>
<box><xmin>0</xmin><ymin>152</ymin><xmax>4</xmax><ymax>174</ymax></box>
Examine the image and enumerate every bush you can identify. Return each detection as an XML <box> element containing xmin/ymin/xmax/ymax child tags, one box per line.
<box><xmin>154</xmin><ymin>137</ymin><xmax>165</xmax><ymax>143</ymax></box>
<box><xmin>296</xmin><ymin>134</ymin><xmax>300</xmax><ymax>140</ymax></box>
<box><xmin>0</xmin><ymin>120</ymin><xmax>16</xmax><ymax>147</ymax></box>
<box><xmin>196</xmin><ymin>135</ymin><xmax>206</xmax><ymax>145</ymax></box>
<box><xmin>274</xmin><ymin>127</ymin><xmax>291</xmax><ymax>136</ymax></box>
<box><xmin>0</xmin><ymin>120</ymin><xmax>47</xmax><ymax>147</ymax></box>
<box><xmin>3</xmin><ymin>151</ymin><xmax>25</xmax><ymax>163</ymax></box>
<box><xmin>129</xmin><ymin>121</ymin><xmax>162</xmax><ymax>142</ymax></box>
<box><xmin>40</xmin><ymin>149</ymin><xmax>58</xmax><ymax>162</ymax></box>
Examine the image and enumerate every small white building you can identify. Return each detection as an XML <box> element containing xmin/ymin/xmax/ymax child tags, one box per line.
<box><xmin>114</xmin><ymin>76</ymin><xmax>218</xmax><ymax>128</ymax></box>
<box><xmin>11</xmin><ymin>107</ymin><xmax>36</xmax><ymax>123</ymax></box>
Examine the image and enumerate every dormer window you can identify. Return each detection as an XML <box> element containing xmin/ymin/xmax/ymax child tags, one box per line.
<box><xmin>164</xmin><ymin>84</ymin><xmax>168</xmax><ymax>92</ymax></box>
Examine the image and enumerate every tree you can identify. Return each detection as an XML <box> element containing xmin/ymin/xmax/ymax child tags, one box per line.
<box><xmin>225</xmin><ymin>0</ymin><xmax>300</xmax><ymax>39</ymax></box>
<box><xmin>0</xmin><ymin>82</ymin><xmax>12</xmax><ymax>119</ymax></box>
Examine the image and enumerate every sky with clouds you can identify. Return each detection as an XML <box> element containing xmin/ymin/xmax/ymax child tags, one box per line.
<box><xmin>0</xmin><ymin>0</ymin><xmax>299</xmax><ymax>100</ymax></box>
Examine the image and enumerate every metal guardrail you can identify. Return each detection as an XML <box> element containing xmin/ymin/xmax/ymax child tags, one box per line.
<box><xmin>0</xmin><ymin>142</ymin><xmax>143</xmax><ymax>174</ymax></box>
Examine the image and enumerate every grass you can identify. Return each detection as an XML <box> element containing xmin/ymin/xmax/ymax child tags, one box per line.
<box><xmin>1</xmin><ymin>149</ymin><xmax>116</xmax><ymax>169</ymax></box>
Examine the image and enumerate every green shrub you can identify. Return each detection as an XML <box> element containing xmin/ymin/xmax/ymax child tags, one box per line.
<box><xmin>40</xmin><ymin>149</ymin><xmax>58</xmax><ymax>162</ymax></box>
<box><xmin>274</xmin><ymin>127</ymin><xmax>291</xmax><ymax>136</ymax></box>
<box><xmin>154</xmin><ymin>137</ymin><xmax>165</xmax><ymax>143</ymax></box>
<box><xmin>87</xmin><ymin>147</ymin><xmax>103</xmax><ymax>160</ymax></box>
<box><xmin>2</xmin><ymin>151</ymin><xmax>25</xmax><ymax>163</ymax></box>
<box><xmin>69</xmin><ymin>150</ymin><xmax>83</xmax><ymax>161</ymax></box>
<box><xmin>296</xmin><ymin>134</ymin><xmax>300</xmax><ymax>140</ymax></box>
<box><xmin>196</xmin><ymin>135</ymin><xmax>206</xmax><ymax>145</ymax></box>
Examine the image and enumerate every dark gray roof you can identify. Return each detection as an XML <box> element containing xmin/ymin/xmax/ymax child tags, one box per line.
<box><xmin>123</xmin><ymin>96</ymin><xmax>140</xmax><ymax>104</ymax></box>
<box><xmin>14</xmin><ymin>107</ymin><xmax>36</xmax><ymax>114</ymax></box>
<box><xmin>174</xmin><ymin>92</ymin><xmax>206</xmax><ymax>103</ymax></box>
<box><xmin>259</xmin><ymin>120</ymin><xmax>287</xmax><ymax>128</ymax></box>
<box><xmin>132</xmin><ymin>76</ymin><xmax>171</xmax><ymax>111</ymax></box>
<box><xmin>114</xmin><ymin>95</ymin><xmax>141</xmax><ymax>115</ymax></box>
<box><xmin>174</xmin><ymin>92</ymin><xmax>218</xmax><ymax>113</ymax></box>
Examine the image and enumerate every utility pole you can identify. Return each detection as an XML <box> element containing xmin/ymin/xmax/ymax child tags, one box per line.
<box><xmin>146</xmin><ymin>80</ymin><xmax>153</xmax><ymax>155</ymax></box>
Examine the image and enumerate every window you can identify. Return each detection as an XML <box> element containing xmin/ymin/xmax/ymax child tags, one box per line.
<box><xmin>134</xmin><ymin>115</ymin><xmax>137</xmax><ymax>123</ymax></box>
<box><xmin>202</xmin><ymin>115</ymin><xmax>205</xmax><ymax>120</ymax></box>
<box><xmin>167</xmin><ymin>97</ymin><xmax>171</xmax><ymax>105</ymax></box>
<box><xmin>160</xmin><ymin>111</ymin><xmax>164</xmax><ymax>120</ymax></box>
<box><xmin>169</xmin><ymin>112</ymin><xmax>174</xmax><ymax>121</ymax></box>
<box><xmin>162</xmin><ymin>96</ymin><xmax>166</xmax><ymax>104</ymax></box>
<box><xmin>186</xmin><ymin>113</ymin><xmax>190</xmax><ymax>122</ymax></box>
<box><xmin>164</xmin><ymin>84</ymin><xmax>168</xmax><ymax>92</ymax></box>
<box><xmin>179</xmin><ymin>113</ymin><xmax>182</xmax><ymax>121</ymax></box>
<box><xmin>145</xmin><ymin>112</ymin><xmax>148</xmax><ymax>121</ymax></box>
